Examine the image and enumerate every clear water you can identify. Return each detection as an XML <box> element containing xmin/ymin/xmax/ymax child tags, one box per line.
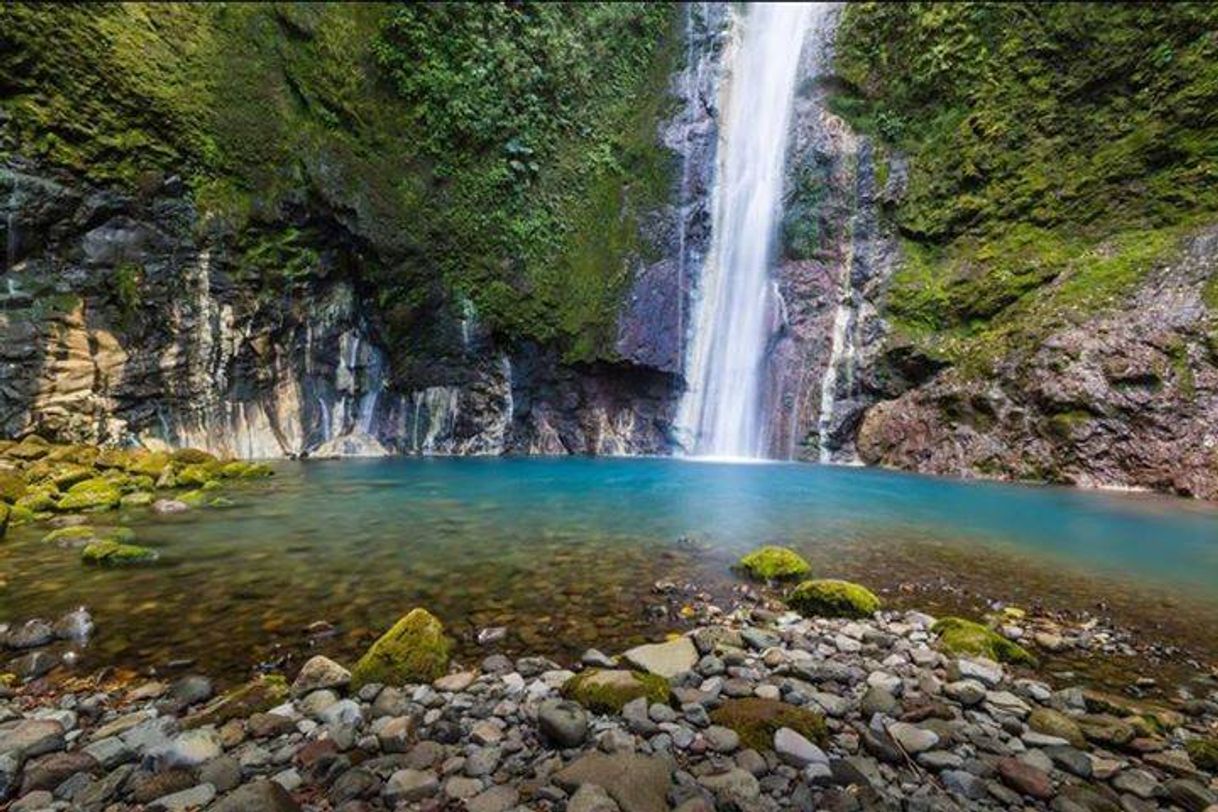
<box><xmin>3</xmin><ymin>458</ymin><xmax>1218</xmax><ymax>683</ymax></box>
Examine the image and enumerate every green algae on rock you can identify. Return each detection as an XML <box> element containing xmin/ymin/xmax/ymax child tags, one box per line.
<box><xmin>561</xmin><ymin>669</ymin><xmax>671</xmax><ymax>714</ymax></box>
<box><xmin>350</xmin><ymin>608</ymin><xmax>453</xmax><ymax>689</ymax></box>
<box><xmin>184</xmin><ymin>675</ymin><xmax>289</xmax><ymax>729</ymax></box>
<box><xmin>736</xmin><ymin>546</ymin><xmax>812</xmax><ymax>582</ymax></box>
<box><xmin>932</xmin><ymin>617</ymin><xmax>1035</xmax><ymax>665</ymax></box>
<box><xmin>787</xmin><ymin>579</ymin><xmax>881</xmax><ymax>619</ymax></box>
<box><xmin>81</xmin><ymin>539</ymin><xmax>159</xmax><ymax>565</ymax></box>
<box><xmin>56</xmin><ymin>478</ymin><xmax>122</xmax><ymax>511</ymax></box>
<box><xmin>1186</xmin><ymin>737</ymin><xmax>1218</xmax><ymax>772</ymax></box>
<box><xmin>709</xmin><ymin>697</ymin><xmax>828</xmax><ymax>751</ymax></box>
<box><xmin>42</xmin><ymin>525</ymin><xmax>98</xmax><ymax>546</ymax></box>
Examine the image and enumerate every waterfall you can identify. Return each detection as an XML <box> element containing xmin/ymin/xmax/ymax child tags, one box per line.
<box><xmin>676</xmin><ymin>3</ymin><xmax>822</xmax><ymax>459</ymax></box>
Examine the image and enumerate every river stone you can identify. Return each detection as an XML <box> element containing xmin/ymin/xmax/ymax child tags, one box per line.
<box><xmin>434</xmin><ymin>671</ymin><xmax>477</xmax><ymax>692</ymax></box>
<box><xmin>859</xmin><ymin>685</ymin><xmax>898</xmax><ymax>717</ymax></box>
<box><xmin>996</xmin><ymin>756</ymin><xmax>1054</xmax><ymax>799</ymax></box>
<box><xmin>697</xmin><ymin>768</ymin><xmax>761</xmax><ymax>805</ymax></box>
<box><xmin>467</xmin><ymin>784</ymin><xmax>519</xmax><ymax>812</ymax></box>
<box><xmin>623</xmin><ymin>638</ymin><xmax>698</xmax><ymax>678</ymax></box>
<box><xmin>1112</xmin><ymin>768</ymin><xmax>1160</xmax><ymax>799</ymax></box>
<box><xmin>704</xmin><ymin>725</ymin><xmax>739</xmax><ymax>753</ymax></box>
<box><xmin>949</xmin><ymin>657</ymin><xmax>1003</xmax><ymax>687</ymax></box>
<box><xmin>149</xmin><ymin>782</ymin><xmax>217</xmax><ymax>811</ymax></box>
<box><xmin>5</xmin><ymin>619</ymin><xmax>53</xmax><ymax>649</ymax></box>
<box><xmin>383</xmin><ymin>768</ymin><xmax>440</xmax><ymax>803</ymax></box>
<box><xmin>774</xmin><ymin>727</ymin><xmax>827</xmax><ymax>767</ymax></box>
<box><xmin>291</xmin><ymin>655</ymin><xmax>351</xmax><ymax>696</ymax></box>
<box><xmin>1045</xmin><ymin>745</ymin><xmax>1092</xmax><ymax>778</ymax></box>
<box><xmin>569</xmin><ymin>783</ymin><xmax>621</xmax><ymax>812</ymax></box>
<box><xmin>210</xmin><ymin>779</ymin><xmax>301</xmax><ymax>812</ymax></box>
<box><xmin>1028</xmin><ymin>707</ymin><xmax>1086</xmax><ymax>749</ymax></box>
<box><xmin>554</xmin><ymin>752</ymin><xmax>672</xmax><ymax>812</ymax></box>
<box><xmin>157</xmin><ymin>728</ymin><xmax>221</xmax><ymax>768</ymax></box>
<box><xmin>944</xmin><ymin>679</ymin><xmax>987</xmax><ymax>706</ymax></box>
<box><xmin>888</xmin><ymin>722</ymin><xmax>939</xmax><ymax>754</ymax></box>
<box><xmin>152</xmin><ymin>499</ymin><xmax>189</xmax><ymax>514</ymax></box>
<box><xmin>52</xmin><ymin>608</ymin><xmax>93</xmax><ymax>641</ymax></box>
<box><xmin>1164</xmin><ymin>779</ymin><xmax>1217</xmax><ymax>812</ymax></box>
<box><xmin>19</xmin><ymin>750</ymin><xmax>99</xmax><ymax>794</ymax></box>
<box><xmin>538</xmin><ymin>699</ymin><xmax>589</xmax><ymax>748</ymax></box>
<box><xmin>0</xmin><ymin>719</ymin><xmax>64</xmax><ymax>759</ymax></box>
<box><xmin>9</xmin><ymin>651</ymin><xmax>55</xmax><ymax>681</ymax></box>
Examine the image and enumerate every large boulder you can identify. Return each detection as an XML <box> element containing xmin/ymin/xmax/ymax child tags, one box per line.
<box><xmin>56</xmin><ymin>478</ymin><xmax>121</xmax><ymax>511</ymax></box>
<box><xmin>554</xmin><ymin>752</ymin><xmax>672</xmax><ymax>812</ymax></box>
<box><xmin>709</xmin><ymin>698</ymin><xmax>827</xmax><ymax>752</ymax></box>
<box><xmin>735</xmin><ymin>545</ymin><xmax>811</xmax><ymax>581</ymax></box>
<box><xmin>622</xmin><ymin>637</ymin><xmax>698</xmax><ymax>678</ymax></box>
<box><xmin>350</xmin><ymin>608</ymin><xmax>453</xmax><ymax>689</ymax></box>
<box><xmin>932</xmin><ymin>617</ymin><xmax>1035</xmax><ymax>665</ymax></box>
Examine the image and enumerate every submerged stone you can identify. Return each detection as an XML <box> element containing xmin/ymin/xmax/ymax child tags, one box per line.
<box><xmin>350</xmin><ymin>608</ymin><xmax>453</xmax><ymax>689</ymax></box>
<box><xmin>81</xmin><ymin>539</ymin><xmax>159</xmax><ymax>565</ymax></box>
<box><xmin>787</xmin><ymin>579</ymin><xmax>881</xmax><ymax>619</ymax></box>
<box><xmin>932</xmin><ymin>617</ymin><xmax>1035</xmax><ymax>665</ymax></box>
<box><xmin>736</xmin><ymin>545</ymin><xmax>811</xmax><ymax>581</ymax></box>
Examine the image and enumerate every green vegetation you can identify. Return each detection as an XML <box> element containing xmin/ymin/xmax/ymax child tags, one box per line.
<box><xmin>787</xmin><ymin>579</ymin><xmax>881</xmax><ymax>619</ymax></box>
<box><xmin>562</xmin><ymin>668</ymin><xmax>671</xmax><ymax>714</ymax></box>
<box><xmin>1186</xmin><ymin>737</ymin><xmax>1218</xmax><ymax>772</ymax></box>
<box><xmin>833</xmin><ymin>3</ymin><xmax>1218</xmax><ymax>370</ymax></box>
<box><xmin>736</xmin><ymin>546</ymin><xmax>813</xmax><ymax>582</ymax></box>
<box><xmin>0</xmin><ymin>3</ymin><xmax>679</xmax><ymax>362</ymax></box>
<box><xmin>932</xmin><ymin>616</ymin><xmax>1035</xmax><ymax>665</ymax></box>
<box><xmin>709</xmin><ymin>698</ymin><xmax>828</xmax><ymax>751</ymax></box>
<box><xmin>350</xmin><ymin>607</ymin><xmax>454</xmax><ymax>689</ymax></box>
<box><xmin>81</xmin><ymin>539</ymin><xmax>159</xmax><ymax>565</ymax></box>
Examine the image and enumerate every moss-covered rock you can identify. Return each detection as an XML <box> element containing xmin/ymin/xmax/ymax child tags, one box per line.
<box><xmin>0</xmin><ymin>502</ymin><xmax>8</xmax><ymax>538</ymax></box>
<box><xmin>177</xmin><ymin>463</ymin><xmax>221</xmax><ymax>487</ymax></box>
<box><xmin>932</xmin><ymin>617</ymin><xmax>1035</xmax><ymax>665</ymax></box>
<box><xmin>0</xmin><ymin>471</ymin><xmax>27</xmax><ymax>503</ymax></box>
<box><xmin>120</xmin><ymin>491</ymin><xmax>155</xmax><ymax>508</ymax></box>
<box><xmin>43</xmin><ymin>444</ymin><xmax>99</xmax><ymax>466</ymax></box>
<box><xmin>95</xmin><ymin>448</ymin><xmax>134</xmax><ymax>469</ymax></box>
<box><xmin>6</xmin><ymin>504</ymin><xmax>35</xmax><ymax>525</ymax></box>
<box><xmin>787</xmin><ymin>579</ymin><xmax>881</xmax><ymax>619</ymax></box>
<box><xmin>178</xmin><ymin>489</ymin><xmax>209</xmax><ymax>507</ymax></box>
<box><xmin>350</xmin><ymin>608</ymin><xmax>453</xmax><ymax>689</ymax></box>
<box><xmin>1185</xmin><ymin>737</ymin><xmax>1218</xmax><ymax>772</ymax></box>
<box><xmin>736</xmin><ymin>546</ymin><xmax>812</xmax><ymax>581</ymax></box>
<box><xmin>561</xmin><ymin>669</ymin><xmax>671</xmax><ymax>714</ymax></box>
<box><xmin>184</xmin><ymin>675</ymin><xmax>289</xmax><ymax>728</ymax></box>
<box><xmin>6</xmin><ymin>437</ymin><xmax>51</xmax><ymax>460</ymax></box>
<box><xmin>43</xmin><ymin>525</ymin><xmax>98</xmax><ymax>546</ymax></box>
<box><xmin>81</xmin><ymin>539</ymin><xmax>159</xmax><ymax>564</ymax></box>
<box><xmin>50</xmin><ymin>464</ymin><xmax>97</xmax><ymax>490</ymax></box>
<box><xmin>709</xmin><ymin>698</ymin><xmax>828</xmax><ymax>751</ymax></box>
<box><xmin>219</xmin><ymin>461</ymin><xmax>274</xmax><ymax>479</ymax></box>
<box><xmin>126</xmin><ymin>451</ymin><xmax>172</xmax><ymax>479</ymax></box>
<box><xmin>16</xmin><ymin>488</ymin><xmax>58</xmax><ymax>512</ymax></box>
<box><xmin>172</xmin><ymin>448</ymin><xmax>218</xmax><ymax>465</ymax></box>
<box><xmin>1028</xmin><ymin>707</ymin><xmax>1087</xmax><ymax>749</ymax></box>
<box><xmin>57</xmin><ymin>478</ymin><xmax>122</xmax><ymax>511</ymax></box>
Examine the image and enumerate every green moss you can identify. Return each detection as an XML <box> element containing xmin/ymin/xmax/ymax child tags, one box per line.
<box><xmin>787</xmin><ymin>579</ymin><xmax>882</xmax><ymax>619</ymax></box>
<box><xmin>171</xmin><ymin>448</ymin><xmax>218</xmax><ymax>465</ymax></box>
<box><xmin>56</xmin><ymin>478</ymin><xmax>122</xmax><ymax>511</ymax></box>
<box><xmin>709</xmin><ymin>698</ymin><xmax>828</xmax><ymax>752</ymax></box>
<box><xmin>736</xmin><ymin>546</ymin><xmax>813</xmax><ymax>582</ymax></box>
<box><xmin>350</xmin><ymin>608</ymin><xmax>454</xmax><ymax>689</ymax></box>
<box><xmin>50</xmin><ymin>464</ymin><xmax>96</xmax><ymax>490</ymax></box>
<box><xmin>1185</xmin><ymin>737</ymin><xmax>1218</xmax><ymax>772</ymax></box>
<box><xmin>0</xmin><ymin>502</ymin><xmax>8</xmax><ymax>538</ymax></box>
<box><xmin>932</xmin><ymin>616</ymin><xmax>1035</xmax><ymax>665</ymax></box>
<box><xmin>6</xmin><ymin>504</ymin><xmax>35</xmax><ymax>526</ymax></box>
<box><xmin>0</xmin><ymin>471</ymin><xmax>27</xmax><ymax>504</ymax></box>
<box><xmin>176</xmin><ymin>463</ymin><xmax>220</xmax><ymax>487</ymax></box>
<box><xmin>185</xmin><ymin>674</ymin><xmax>289</xmax><ymax>728</ymax></box>
<box><xmin>218</xmin><ymin>461</ymin><xmax>274</xmax><ymax>479</ymax></box>
<box><xmin>126</xmin><ymin>451</ymin><xmax>172</xmax><ymax>479</ymax></box>
<box><xmin>561</xmin><ymin>668</ymin><xmax>671</xmax><ymax>714</ymax></box>
<box><xmin>81</xmin><ymin>539</ymin><xmax>159</xmax><ymax>565</ymax></box>
<box><xmin>42</xmin><ymin>525</ymin><xmax>98</xmax><ymax>546</ymax></box>
<box><xmin>178</xmin><ymin>489</ymin><xmax>209</xmax><ymax>507</ymax></box>
<box><xmin>15</xmin><ymin>488</ymin><xmax>57</xmax><ymax>512</ymax></box>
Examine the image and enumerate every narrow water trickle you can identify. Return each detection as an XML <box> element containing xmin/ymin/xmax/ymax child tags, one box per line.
<box><xmin>677</xmin><ymin>3</ymin><xmax>825</xmax><ymax>459</ymax></box>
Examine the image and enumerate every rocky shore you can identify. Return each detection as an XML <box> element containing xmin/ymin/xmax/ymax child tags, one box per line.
<box><xmin>2</xmin><ymin>553</ymin><xmax>1216</xmax><ymax>812</ymax></box>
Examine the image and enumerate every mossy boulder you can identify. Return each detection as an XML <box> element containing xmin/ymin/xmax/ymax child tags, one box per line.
<box><xmin>120</xmin><ymin>491</ymin><xmax>155</xmax><ymax>508</ymax></box>
<box><xmin>57</xmin><ymin>478</ymin><xmax>122</xmax><ymax>511</ymax></box>
<box><xmin>736</xmin><ymin>546</ymin><xmax>812</xmax><ymax>581</ymax></box>
<box><xmin>177</xmin><ymin>463</ymin><xmax>221</xmax><ymax>487</ymax></box>
<box><xmin>81</xmin><ymin>539</ymin><xmax>159</xmax><ymax>564</ymax></box>
<box><xmin>932</xmin><ymin>617</ymin><xmax>1036</xmax><ymax>665</ymax></box>
<box><xmin>43</xmin><ymin>444</ymin><xmax>98</xmax><ymax>466</ymax></box>
<box><xmin>126</xmin><ymin>451</ymin><xmax>172</xmax><ymax>479</ymax></box>
<box><xmin>185</xmin><ymin>675</ymin><xmax>288</xmax><ymax>728</ymax></box>
<box><xmin>219</xmin><ymin>461</ymin><xmax>273</xmax><ymax>479</ymax></box>
<box><xmin>16</xmin><ymin>488</ymin><xmax>58</xmax><ymax>512</ymax></box>
<box><xmin>43</xmin><ymin>525</ymin><xmax>99</xmax><ymax>546</ymax></box>
<box><xmin>6</xmin><ymin>437</ymin><xmax>50</xmax><ymax>460</ymax></box>
<box><xmin>0</xmin><ymin>471</ymin><xmax>28</xmax><ymax>503</ymax></box>
<box><xmin>788</xmin><ymin>579</ymin><xmax>881</xmax><ymax>619</ymax></box>
<box><xmin>1028</xmin><ymin>707</ymin><xmax>1087</xmax><ymax>749</ymax></box>
<box><xmin>6</xmin><ymin>504</ymin><xmax>35</xmax><ymax>525</ymax></box>
<box><xmin>95</xmin><ymin>448</ymin><xmax>134</xmax><ymax>469</ymax></box>
<box><xmin>1185</xmin><ymin>737</ymin><xmax>1218</xmax><ymax>772</ymax></box>
<box><xmin>561</xmin><ymin>669</ymin><xmax>671</xmax><ymax>714</ymax></box>
<box><xmin>709</xmin><ymin>697</ymin><xmax>828</xmax><ymax>751</ymax></box>
<box><xmin>51</xmin><ymin>464</ymin><xmax>97</xmax><ymax>490</ymax></box>
<box><xmin>172</xmin><ymin>448</ymin><xmax>218</xmax><ymax>465</ymax></box>
<box><xmin>178</xmin><ymin>489</ymin><xmax>209</xmax><ymax>506</ymax></box>
<box><xmin>350</xmin><ymin>608</ymin><xmax>454</xmax><ymax>689</ymax></box>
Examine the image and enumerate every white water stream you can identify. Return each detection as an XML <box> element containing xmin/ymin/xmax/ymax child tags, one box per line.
<box><xmin>677</xmin><ymin>3</ymin><xmax>823</xmax><ymax>458</ymax></box>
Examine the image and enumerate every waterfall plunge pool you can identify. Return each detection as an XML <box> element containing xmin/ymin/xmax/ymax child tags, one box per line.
<box><xmin>4</xmin><ymin>456</ymin><xmax>1218</xmax><ymax>684</ymax></box>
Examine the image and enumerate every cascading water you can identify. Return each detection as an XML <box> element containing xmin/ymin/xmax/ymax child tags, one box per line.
<box><xmin>677</xmin><ymin>3</ymin><xmax>823</xmax><ymax>458</ymax></box>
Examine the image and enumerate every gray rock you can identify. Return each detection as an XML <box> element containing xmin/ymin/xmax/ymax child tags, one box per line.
<box><xmin>774</xmin><ymin>727</ymin><xmax>827</xmax><ymax>767</ymax></box>
<box><xmin>569</xmin><ymin>783</ymin><xmax>621</xmax><ymax>812</ymax></box>
<box><xmin>82</xmin><ymin>736</ymin><xmax>133</xmax><ymax>769</ymax></box>
<box><xmin>697</xmin><ymin>768</ymin><xmax>760</xmax><ymax>805</ymax></box>
<box><xmin>887</xmin><ymin>722</ymin><xmax>939</xmax><ymax>754</ymax></box>
<box><xmin>0</xmin><ymin>719</ymin><xmax>64</xmax><ymax>760</ymax></box>
<box><xmin>148</xmin><ymin>782</ymin><xmax>216</xmax><ymax>811</ymax></box>
<box><xmin>942</xmin><ymin>769</ymin><xmax>988</xmax><ymax>800</ymax></box>
<box><xmin>9</xmin><ymin>651</ymin><xmax>55</xmax><ymax>680</ymax></box>
<box><xmin>917</xmin><ymin>750</ymin><xmax>964</xmax><ymax>770</ymax></box>
<box><xmin>444</xmin><ymin>776</ymin><xmax>484</xmax><ymax>799</ymax></box>
<box><xmin>383</xmin><ymin>768</ymin><xmax>440</xmax><ymax>803</ymax></box>
<box><xmin>1111</xmin><ymin>768</ymin><xmax>1159</xmax><ymax>799</ymax></box>
<box><xmin>52</xmin><ymin>608</ymin><xmax>93</xmax><ymax>641</ymax></box>
<box><xmin>538</xmin><ymin>699</ymin><xmax>588</xmax><ymax>748</ymax></box>
<box><xmin>291</xmin><ymin>655</ymin><xmax>351</xmax><ymax>696</ymax></box>
<box><xmin>156</xmin><ymin>728</ymin><xmax>221</xmax><ymax>768</ymax></box>
<box><xmin>1164</xmin><ymin>779</ymin><xmax>1215</xmax><ymax>812</ymax></box>
<box><xmin>623</xmin><ymin>638</ymin><xmax>698</xmax><ymax>678</ymax></box>
<box><xmin>622</xmin><ymin>698</ymin><xmax>658</xmax><ymax>735</ymax></box>
<box><xmin>199</xmin><ymin>756</ymin><xmax>242</xmax><ymax>793</ymax></box>
<box><xmin>944</xmin><ymin>679</ymin><xmax>987</xmax><ymax>706</ymax></box>
<box><xmin>950</xmin><ymin>657</ymin><xmax>1003</xmax><ymax>687</ymax></box>
<box><xmin>809</xmin><ymin>691</ymin><xmax>852</xmax><ymax>718</ymax></box>
<box><xmin>555</xmin><ymin>752</ymin><xmax>672</xmax><ymax>812</ymax></box>
<box><xmin>703</xmin><ymin>725</ymin><xmax>739</xmax><ymax>753</ymax></box>
<box><xmin>5</xmin><ymin>619</ymin><xmax>54</xmax><ymax>649</ymax></box>
<box><xmin>464</xmin><ymin>747</ymin><xmax>500</xmax><ymax>777</ymax></box>
<box><xmin>467</xmin><ymin>784</ymin><xmax>519</xmax><ymax>812</ymax></box>
<box><xmin>210</xmin><ymin>779</ymin><xmax>301</xmax><ymax>812</ymax></box>
<box><xmin>582</xmin><ymin>649</ymin><xmax>617</xmax><ymax>668</ymax></box>
<box><xmin>859</xmin><ymin>685</ymin><xmax>898</xmax><ymax>717</ymax></box>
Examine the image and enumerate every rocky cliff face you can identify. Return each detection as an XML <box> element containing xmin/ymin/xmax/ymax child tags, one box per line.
<box><xmin>0</xmin><ymin>159</ymin><xmax>676</xmax><ymax>458</ymax></box>
<box><xmin>858</xmin><ymin>227</ymin><xmax>1218</xmax><ymax>499</ymax></box>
